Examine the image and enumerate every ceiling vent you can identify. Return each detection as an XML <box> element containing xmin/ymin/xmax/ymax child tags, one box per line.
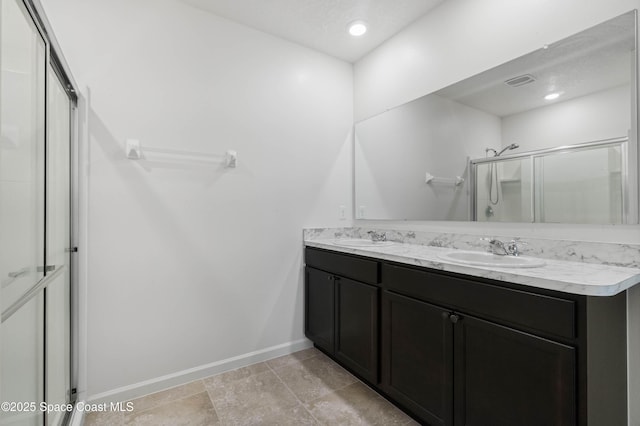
<box><xmin>504</xmin><ymin>74</ymin><xmax>536</xmax><ymax>87</ymax></box>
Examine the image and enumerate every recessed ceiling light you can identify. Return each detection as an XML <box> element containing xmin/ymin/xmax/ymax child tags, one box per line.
<box><xmin>348</xmin><ymin>21</ymin><xmax>367</xmax><ymax>37</ymax></box>
<box><xmin>544</xmin><ymin>92</ymin><xmax>561</xmax><ymax>101</ymax></box>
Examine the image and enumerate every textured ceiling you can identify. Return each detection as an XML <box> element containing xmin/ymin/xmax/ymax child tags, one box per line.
<box><xmin>179</xmin><ymin>0</ymin><xmax>446</xmax><ymax>62</ymax></box>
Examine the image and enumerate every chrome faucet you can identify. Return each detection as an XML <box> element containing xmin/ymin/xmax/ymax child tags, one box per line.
<box><xmin>367</xmin><ymin>231</ymin><xmax>387</xmax><ymax>242</ymax></box>
<box><xmin>506</xmin><ymin>240</ymin><xmax>524</xmax><ymax>257</ymax></box>
<box><xmin>488</xmin><ymin>239</ymin><xmax>508</xmax><ymax>255</ymax></box>
<box><xmin>487</xmin><ymin>238</ymin><xmax>525</xmax><ymax>256</ymax></box>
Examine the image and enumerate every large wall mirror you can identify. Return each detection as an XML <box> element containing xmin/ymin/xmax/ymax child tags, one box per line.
<box><xmin>355</xmin><ymin>11</ymin><xmax>638</xmax><ymax>224</ymax></box>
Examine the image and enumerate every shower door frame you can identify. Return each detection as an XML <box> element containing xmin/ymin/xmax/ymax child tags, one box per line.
<box><xmin>0</xmin><ymin>0</ymin><xmax>80</xmax><ymax>423</ymax></box>
<box><xmin>46</xmin><ymin>24</ymin><xmax>80</xmax><ymax>413</ymax></box>
<box><xmin>469</xmin><ymin>136</ymin><xmax>630</xmax><ymax>224</ymax></box>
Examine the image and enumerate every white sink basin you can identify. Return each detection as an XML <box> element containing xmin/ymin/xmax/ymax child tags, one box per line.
<box><xmin>438</xmin><ymin>251</ymin><xmax>545</xmax><ymax>268</ymax></box>
<box><xmin>332</xmin><ymin>239</ymin><xmax>394</xmax><ymax>248</ymax></box>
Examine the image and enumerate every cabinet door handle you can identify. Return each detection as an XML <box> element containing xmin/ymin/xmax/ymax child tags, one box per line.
<box><xmin>450</xmin><ymin>314</ymin><xmax>460</xmax><ymax>324</ymax></box>
<box><xmin>327</xmin><ymin>275</ymin><xmax>333</xmax><ymax>281</ymax></box>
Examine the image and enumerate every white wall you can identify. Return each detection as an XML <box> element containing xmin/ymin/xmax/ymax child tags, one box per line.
<box><xmin>354</xmin><ymin>0</ymin><xmax>640</xmax><ymax>423</ymax></box>
<box><xmin>355</xmin><ymin>94</ymin><xmax>500</xmax><ymax>220</ymax></box>
<box><xmin>41</xmin><ymin>0</ymin><xmax>353</xmax><ymax>399</ymax></box>
<box><xmin>502</xmin><ymin>85</ymin><xmax>631</xmax><ymax>150</ymax></box>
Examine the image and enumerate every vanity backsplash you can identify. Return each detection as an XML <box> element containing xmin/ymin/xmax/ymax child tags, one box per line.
<box><xmin>303</xmin><ymin>227</ymin><xmax>640</xmax><ymax>269</ymax></box>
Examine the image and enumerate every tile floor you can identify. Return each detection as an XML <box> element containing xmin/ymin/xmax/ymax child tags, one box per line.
<box><xmin>84</xmin><ymin>347</ymin><xmax>418</xmax><ymax>425</ymax></box>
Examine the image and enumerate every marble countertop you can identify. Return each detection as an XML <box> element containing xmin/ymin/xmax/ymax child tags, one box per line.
<box><xmin>304</xmin><ymin>238</ymin><xmax>640</xmax><ymax>296</ymax></box>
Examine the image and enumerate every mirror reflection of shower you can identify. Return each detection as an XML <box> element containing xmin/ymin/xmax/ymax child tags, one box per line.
<box><xmin>472</xmin><ymin>138</ymin><xmax>626</xmax><ymax>224</ymax></box>
<box><xmin>485</xmin><ymin>144</ymin><xmax>519</xmax><ymax>217</ymax></box>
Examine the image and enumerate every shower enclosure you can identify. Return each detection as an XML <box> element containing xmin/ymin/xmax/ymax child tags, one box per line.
<box><xmin>1</xmin><ymin>0</ymin><xmax>77</xmax><ymax>424</ymax></box>
<box><xmin>470</xmin><ymin>138</ymin><xmax>628</xmax><ymax>224</ymax></box>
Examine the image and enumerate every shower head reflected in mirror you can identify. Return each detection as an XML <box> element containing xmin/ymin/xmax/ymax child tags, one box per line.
<box><xmin>496</xmin><ymin>143</ymin><xmax>519</xmax><ymax>156</ymax></box>
<box><xmin>485</xmin><ymin>144</ymin><xmax>519</xmax><ymax>157</ymax></box>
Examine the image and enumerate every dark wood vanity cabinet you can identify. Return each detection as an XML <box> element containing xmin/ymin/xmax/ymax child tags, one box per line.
<box><xmin>305</xmin><ymin>247</ymin><xmax>628</xmax><ymax>426</ymax></box>
<box><xmin>305</xmin><ymin>248</ymin><xmax>380</xmax><ymax>383</ymax></box>
<box><xmin>305</xmin><ymin>267</ymin><xmax>335</xmax><ymax>353</ymax></box>
<box><xmin>453</xmin><ymin>313</ymin><xmax>576</xmax><ymax>426</ymax></box>
<box><xmin>382</xmin><ymin>290</ymin><xmax>577</xmax><ymax>426</ymax></box>
<box><xmin>334</xmin><ymin>275</ymin><xmax>379</xmax><ymax>382</ymax></box>
<box><xmin>382</xmin><ymin>262</ymin><xmax>581</xmax><ymax>426</ymax></box>
<box><xmin>381</xmin><ymin>291</ymin><xmax>453</xmax><ymax>426</ymax></box>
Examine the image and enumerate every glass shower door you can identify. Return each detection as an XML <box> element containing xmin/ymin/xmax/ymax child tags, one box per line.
<box><xmin>472</xmin><ymin>140</ymin><xmax>626</xmax><ymax>224</ymax></box>
<box><xmin>0</xmin><ymin>0</ymin><xmax>47</xmax><ymax>424</ymax></box>
<box><xmin>535</xmin><ymin>145</ymin><xmax>624</xmax><ymax>224</ymax></box>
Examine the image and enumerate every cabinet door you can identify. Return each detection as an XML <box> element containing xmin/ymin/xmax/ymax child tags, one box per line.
<box><xmin>454</xmin><ymin>314</ymin><xmax>576</xmax><ymax>426</ymax></box>
<box><xmin>335</xmin><ymin>277</ymin><xmax>378</xmax><ymax>383</ymax></box>
<box><xmin>305</xmin><ymin>267</ymin><xmax>334</xmax><ymax>353</ymax></box>
<box><xmin>381</xmin><ymin>291</ymin><xmax>453</xmax><ymax>426</ymax></box>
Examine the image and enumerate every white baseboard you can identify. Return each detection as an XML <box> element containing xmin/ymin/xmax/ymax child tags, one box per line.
<box><xmin>85</xmin><ymin>338</ymin><xmax>312</xmax><ymax>406</ymax></box>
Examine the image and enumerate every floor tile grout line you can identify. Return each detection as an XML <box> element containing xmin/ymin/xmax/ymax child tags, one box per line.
<box><xmin>271</xmin><ymin>362</ymin><xmax>411</xmax><ymax>426</ymax></box>
<box><xmin>269</xmin><ymin>349</ymin><xmax>364</xmax><ymax>406</ymax></box>
<box><xmin>357</xmin><ymin>380</ymin><xmax>417</xmax><ymax>424</ymax></box>
<box><xmin>203</xmin><ymin>357</ymin><xmax>314</xmax><ymax>425</ymax></box>
<box><xmin>126</xmin><ymin>378</ymin><xmax>207</xmax><ymax>415</ymax></box>
<box><xmin>126</xmin><ymin>382</ymin><xmax>196</xmax><ymax>419</ymax></box>
<box><xmin>125</xmin><ymin>384</ymin><xmax>211</xmax><ymax>420</ymax></box>
<box><xmin>268</xmin><ymin>359</ymin><xmax>324</xmax><ymax>425</ymax></box>
<box><xmin>288</xmin><ymin>360</ymin><xmax>414</xmax><ymax>424</ymax></box>
<box><xmin>202</xmin><ymin>364</ymin><xmax>278</xmax><ymax>426</ymax></box>
<box><xmin>372</xmin><ymin>392</ymin><xmax>415</xmax><ymax>425</ymax></box>
<box><xmin>204</xmin><ymin>387</ymin><xmax>227</xmax><ymax>426</ymax></box>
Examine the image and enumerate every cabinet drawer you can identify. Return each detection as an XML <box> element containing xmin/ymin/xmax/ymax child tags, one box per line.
<box><xmin>382</xmin><ymin>263</ymin><xmax>576</xmax><ymax>340</ymax></box>
<box><xmin>305</xmin><ymin>247</ymin><xmax>380</xmax><ymax>284</ymax></box>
